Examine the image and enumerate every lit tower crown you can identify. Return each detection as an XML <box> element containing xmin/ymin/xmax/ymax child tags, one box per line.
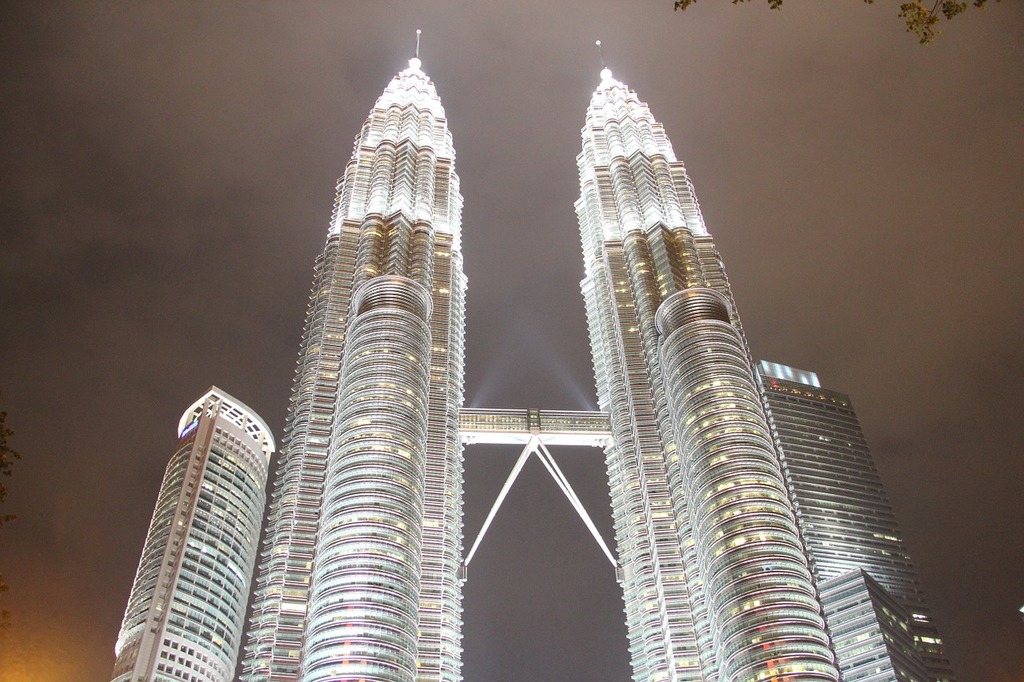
<box><xmin>579</xmin><ymin>67</ymin><xmax>708</xmax><ymax>243</ymax></box>
<box><xmin>576</xmin><ymin>66</ymin><xmax>839</xmax><ymax>681</ymax></box>
<box><xmin>332</xmin><ymin>56</ymin><xmax>463</xmax><ymax>245</ymax></box>
<box><xmin>242</xmin><ymin>52</ymin><xmax>467</xmax><ymax>682</ymax></box>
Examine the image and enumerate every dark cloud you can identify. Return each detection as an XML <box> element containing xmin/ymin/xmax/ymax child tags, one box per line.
<box><xmin>1</xmin><ymin>2</ymin><xmax>1021</xmax><ymax>680</ymax></box>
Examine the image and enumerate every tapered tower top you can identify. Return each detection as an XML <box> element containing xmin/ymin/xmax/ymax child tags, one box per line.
<box><xmin>577</xmin><ymin>65</ymin><xmax>708</xmax><ymax>239</ymax></box>
<box><xmin>374</xmin><ymin>55</ymin><xmax>446</xmax><ymax>119</ymax></box>
<box><xmin>330</xmin><ymin>44</ymin><xmax>462</xmax><ymax>244</ymax></box>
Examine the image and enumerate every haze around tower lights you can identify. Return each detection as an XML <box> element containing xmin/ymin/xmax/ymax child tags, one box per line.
<box><xmin>0</xmin><ymin>2</ymin><xmax>1022</xmax><ymax>681</ymax></box>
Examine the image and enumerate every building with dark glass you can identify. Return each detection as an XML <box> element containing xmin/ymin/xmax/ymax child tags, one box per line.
<box><xmin>758</xmin><ymin>360</ymin><xmax>956</xmax><ymax>681</ymax></box>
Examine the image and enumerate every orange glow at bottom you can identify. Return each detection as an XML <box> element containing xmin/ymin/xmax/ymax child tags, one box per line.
<box><xmin>0</xmin><ymin>615</ymin><xmax>102</xmax><ymax>682</ymax></box>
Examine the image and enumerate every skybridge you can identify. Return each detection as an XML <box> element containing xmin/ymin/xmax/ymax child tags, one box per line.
<box><xmin>458</xmin><ymin>407</ymin><xmax>612</xmax><ymax>447</ymax></box>
<box><xmin>457</xmin><ymin>407</ymin><xmax>620</xmax><ymax>580</ymax></box>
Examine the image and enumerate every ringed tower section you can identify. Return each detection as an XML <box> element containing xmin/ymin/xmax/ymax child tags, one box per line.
<box><xmin>242</xmin><ymin>52</ymin><xmax>467</xmax><ymax>682</ymax></box>
<box><xmin>576</xmin><ymin>65</ymin><xmax>839</xmax><ymax>682</ymax></box>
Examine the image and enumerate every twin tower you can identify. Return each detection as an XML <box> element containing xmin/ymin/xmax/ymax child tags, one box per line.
<box><xmin>243</xmin><ymin>56</ymin><xmax>835</xmax><ymax>682</ymax></box>
<box><xmin>113</xmin><ymin>55</ymin><xmax>952</xmax><ymax>682</ymax></box>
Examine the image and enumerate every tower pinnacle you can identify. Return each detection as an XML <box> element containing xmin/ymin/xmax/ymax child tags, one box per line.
<box><xmin>595</xmin><ymin>40</ymin><xmax>614</xmax><ymax>82</ymax></box>
<box><xmin>410</xmin><ymin>28</ymin><xmax>422</xmax><ymax>70</ymax></box>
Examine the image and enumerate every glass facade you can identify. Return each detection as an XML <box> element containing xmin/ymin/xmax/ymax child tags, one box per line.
<box><xmin>758</xmin><ymin>361</ymin><xmax>956</xmax><ymax>681</ymax></box>
<box><xmin>241</xmin><ymin>57</ymin><xmax>467</xmax><ymax>682</ymax></box>
<box><xmin>110</xmin><ymin>388</ymin><xmax>273</xmax><ymax>682</ymax></box>
<box><xmin>214</xmin><ymin>56</ymin><xmax>961</xmax><ymax>682</ymax></box>
<box><xmin>575</xmin><ymin>69</ymin><xmax>838</xmax><ymax>681</ymax></box>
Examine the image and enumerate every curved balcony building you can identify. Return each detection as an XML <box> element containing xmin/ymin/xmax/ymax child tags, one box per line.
<box><xmin>227</xmin><ymin>46</ymin><xmax>950</xmax><ymax>682</ymax></box>
<box><xmin>110</xmin><ymin>388</ymin><xmax>273</xmax><ymax>682</ymax></box>
<box><xmin>576</xmin><ymin>68</ymin><xmax>838</xmax><ymax>681</ymax></box>
<box><xmin>241</xmin><ymin>55</ymin><xmax>467</xmax><ymax>682</ymax></box>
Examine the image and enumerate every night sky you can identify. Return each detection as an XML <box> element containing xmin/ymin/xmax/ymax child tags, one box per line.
<box><xmin>1</xmin><ymin>2</ymin><xmax>1022</xmax><ymax>681</ymax></box>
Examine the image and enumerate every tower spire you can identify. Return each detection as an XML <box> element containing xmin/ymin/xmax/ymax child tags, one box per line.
<box><xmin>594</xmin><ymin>39</ymin><xmax>615</xmax><ymax>84</ymax></box>
<box><xmin>410</xmin><ymin>29</ymin><xmax>423</xmax><ymax>71</ymax></box>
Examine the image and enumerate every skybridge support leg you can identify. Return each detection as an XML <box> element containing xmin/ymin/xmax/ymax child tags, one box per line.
<box><xmin>535</xmin><ymin>441</ymin><xmax>618</xmax><ymax>569</ymax></box>
<box><xmin>462</xmin><ymin>436</ymin><xmax>619</xmax><ymax>578</ymax></box>
<box><xmin>464</xmin><ymin>437</ymin><xmax>537</xmax><ymax>568</ymax></box>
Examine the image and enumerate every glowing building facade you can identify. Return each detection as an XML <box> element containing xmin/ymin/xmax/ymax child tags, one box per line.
<box><xmin>241</xmin><ymin>57</ymin><xmax>466</xmax><ymax>682</ymax></box>
<box><xmin>111</xmin><ymin>388</ymin><xmax>273</xmax><ymax>682</ymax></box>
<box><xmin>575</xmin><ymin>69</ymin><xmax>839</xmax><ymax>682</ymax></box>
<box><xmin>229</xmin><ymin>54</ymin><xmax>959</xmax><ymax>682</ymax></box>
<box><xmin>757</xmin><ymin>361</ymin><xmax>955</xmax><ymax>682</ymax></box>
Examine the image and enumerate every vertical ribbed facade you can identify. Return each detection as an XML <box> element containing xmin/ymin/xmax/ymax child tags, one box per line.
<box><xmin>576</xmin><ymin>69</ymin><xmax>838</xmax><ymax>682</ymax></box>
<box><xmin>111</xmin><ymin>388</ymin><xmax>273</xmax><ymax>682</ymax></box>
<box><xmin>758</xmin><ymin>361</ymin><xmax>956</xmax><ymax>681</ymax></box>
<box><xmin>241</xmin><ymin>57</ymin><xmax>466</xmax><ymax>682</ymax></box>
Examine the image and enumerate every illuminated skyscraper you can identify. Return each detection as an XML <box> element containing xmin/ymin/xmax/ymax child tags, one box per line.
<box><xmin>235</xmin><ymin>50</ymin><xmax>957</xmax><ymax>682</ymax></box>
<box><xmin>757</xmin><ymin>361</ymin><xmax>956</xmax><ymax>682</ymax></box>
<box><xmin>111</xmin><ymin>388</ymin><xmax>273</xmax><ymax>682</ymax></box>
<box><xmin>574</xmin><ymin>68</ymin><xmax>839</xmax><ymax>681</ymax></box>
<box><xmin>241</xmin><ymin>55</ymin><xmax>466</xmax><ymax>682</ymax></box>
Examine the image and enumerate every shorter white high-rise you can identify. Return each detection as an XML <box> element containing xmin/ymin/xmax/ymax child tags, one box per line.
<box><xmin>111</xmin><ymin>388</ymin><xmax>273</xmax><ymax>682</ymax></box>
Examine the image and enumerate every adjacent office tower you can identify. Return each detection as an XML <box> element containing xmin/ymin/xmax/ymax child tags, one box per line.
<box><xmin>110</xmin><ymin>388</ymin><xmax>273</xmax><ymax>682</ymax></box>
<box><xmin>757</xmin><ymin>361</ymin><xmax>955</xmax><ymax>682</ymax></box>
<box><xmin>575</xmin><ymin>68</ymin><xmax>839</xmax><ymax>682</ymax></box>
<box><xmin>242</xmin><ymin>56</ymin><xmax>466</xmax><ymax>682</ymax></box>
